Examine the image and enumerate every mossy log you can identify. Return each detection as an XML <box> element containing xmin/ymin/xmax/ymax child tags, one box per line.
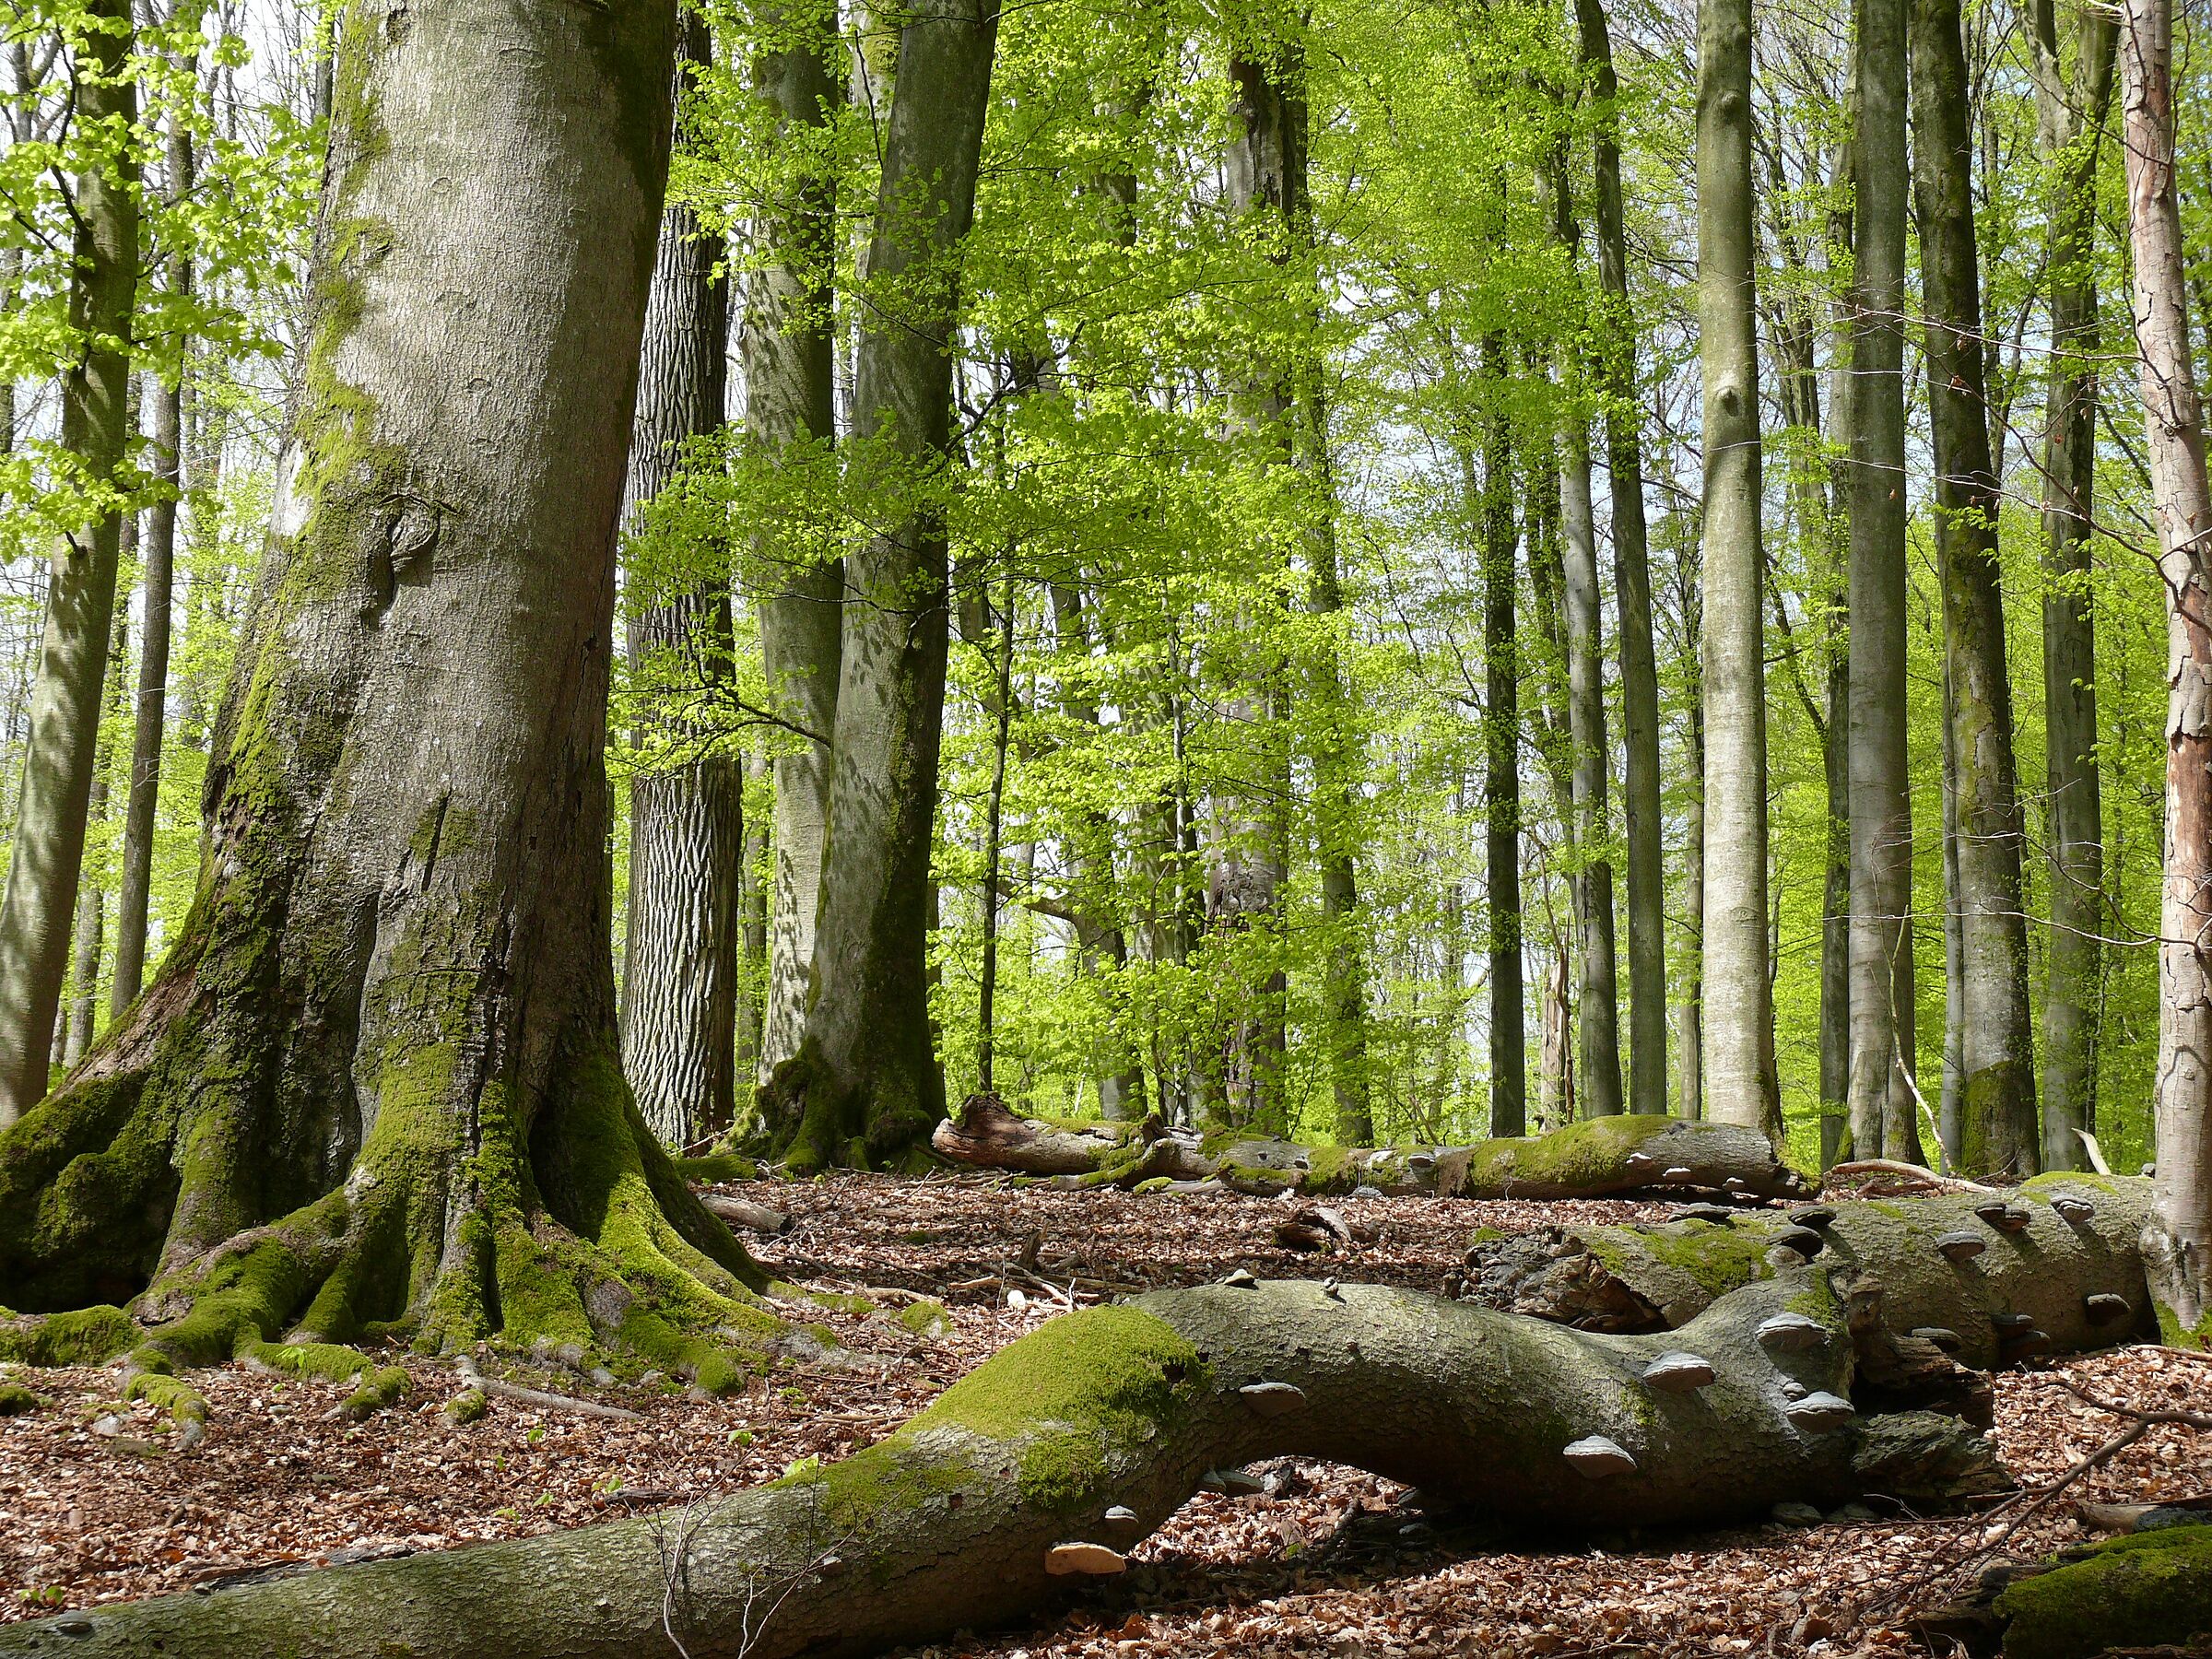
<box><xmin>1</xmin><ymin>1266</ymin><xmax>2007</xmax><ymax>1659</ymax></box>
<box><xmin>1916</xmin><ymin>1524</ymin><xmax>2212</xmax><ymax>1659</ymax></box>
<box><xmin>1458</xmin><ymin>1173</ymin><xmax>2159</xmax><ymax>1368</ymax></box>
<box><xmin>931</xmin><ymin>1098</ymin><xmax>1811</xmax><ymax>1202</ymax></box>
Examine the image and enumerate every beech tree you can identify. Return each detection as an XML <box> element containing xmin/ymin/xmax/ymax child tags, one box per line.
<box><xmin>0</xmin><ymin>0</ymin><xmax>780</xmax><ymax>1382</ymax></box>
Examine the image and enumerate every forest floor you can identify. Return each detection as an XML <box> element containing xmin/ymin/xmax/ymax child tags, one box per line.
<box><xmin>2</xmin><ymin>1171</ymin><xmax>2207</xmax><ymax>1656</ymax></box>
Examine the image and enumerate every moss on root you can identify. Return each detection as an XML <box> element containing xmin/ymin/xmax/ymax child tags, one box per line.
<box><xmin>340</xmin><ymin>1365</ymin><xmax>409</xmax><ymax>1419</ymax></box>
<box><xmin>0</xmin><ymin>1304</ymin><xmax>135</xmax><ymax>1367</ymax></box>
<box><xmin>123</xmin><ymin>1370</ymin><xmax>208</xmax><ymax>1439</ymax></box>
<box><xmin>674</xmin><ymin>1153</ymin><xmax>760</xmax><ymax>1184</ymax></box>
<box><xmin>1995</xmin><ymin>1524</ymin><xmax>2212</xmax><ymax>1659</ymax></box>
<box><xmin>0</xmin><ymin>1381</ymin><xmax>41</xmax><ymax>1415</ymax></box>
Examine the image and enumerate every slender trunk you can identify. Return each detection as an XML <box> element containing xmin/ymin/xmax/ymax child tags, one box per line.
<box><xmin>619</xmin><ymin>10</ymin><xmax>741</xmax><ymax>1150</ymax></box>
<box><xmin>65</xmin><ymin>598</ymin><xmax>130</xmax><ymax>1066</ymax></box>
<box><xmin>1562</xmin><ymin>417</ymin><xmax>1622</xmax><ymax>1118</ymax></box>
<box><xmin>1820</xmin><ymin>150</ymin><xmax>1855</xmax><ymax>1168</ymax></box>
<box><xmin>1481</xmin><ymin>337</ymin><xmax>1527</xmax><ymax>1138</ymax></box>
<box><xmin>1846</xmin><ymin>0</ymin><xmax>1920</xmax><ymax>1164</ymax></box>
<box><xmin>1940</xmin><ymin>655</ymin><xmax>1965</xmax><ymax>1169</ymax></box>
<box><xmin>1913</xmin><ymin>0</ymin><xmax>2040</xmax><ymax>1177</ymax></box>
<box><xmin>1680</xmin><ymin>657</ymin><xmax>1705</xmax><ymax>1124</ymax></box>
<box><xmin>1574</xmin><ymin>0</ymin><xmax>1667</xmax><ymax>1117</ymax></box>
<box><xmin>2036</xmin><ymin>0</ymin><xmax>2116</xmax><ymax>1174</ymax></box>
<box><xmin>748</xmin><ymin>0</ymin><xmax>843</xmax><ymax>1091</ymax></box>
<box><xmin>767</xmin><ymin>0</ymin><xmax>998</xmax><ymax>1167</ymax></box>
<box><xmin>0</xmin><ymin>0</ymin><xmax>140</xmax><ymax>1128</ymax></box>
<box><xmin>113</xmin><ymin>76</ymin><xmax>192</xmax><ymax>1015</ymax></box>
<box><xmin>2123</xmin><ymin>0</ymin><xmax>2212</xmax><ymax>1342</ymax></box>
<box><xmin>735</xmin><ymin>749</ymin><xmax>769</xmax><ymax>1086</ymax></box>
<box><xmin>1696</xmin><ymin>0</ymin><xmax>1779</xmax><ymax>1139</ymax></box>
<box><xmin>1539</xmin><ymin>942</ymin><xmax>1573</xmax><ymax>1131</ymax></box>
<box><xmin>975</xmin><ymin>573</ymin><xmax>1016</xmax><ymax>1096</ymax></box>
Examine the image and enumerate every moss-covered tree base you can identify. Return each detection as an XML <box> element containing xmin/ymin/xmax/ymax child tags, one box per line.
<box><xmin>0</xmin><ymin>1033</ymin><xmax>790</xmax><ymax>1403</ymax></box>
<box><xmin>1990</xmin><ymin>1525</ymin><xmax>2212</xmax><ymax>1659</ymax></box>
<box><xmin>930</xmin><ymin>1097</ymin><xmax>1813</xmax><ymax>1202</ymax></box>
<box><xmin>0</xmin><ymin>1264</ymin><xmax>2013</xmax><ymax>1659</ymax></box>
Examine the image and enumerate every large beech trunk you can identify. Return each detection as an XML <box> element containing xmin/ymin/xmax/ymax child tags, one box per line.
<box><xmin>0</xmin><ymin>0</ymin><xmax>776</xmax><ymax>1382</ymax></box>
<box><xmin>4</xmin><ymin>1265</ymin><xmax>2018</xmax><ymax>1659</ymax></box>
<box><xmin>930</xmin><ymin>1094</ymin><xmax>1811</xmax><ymax>1202</ymax></box>
<box><xmin>757</xmin><ymin>0</ymin><xmax>996</xmax><ymax>1169</ymax></box>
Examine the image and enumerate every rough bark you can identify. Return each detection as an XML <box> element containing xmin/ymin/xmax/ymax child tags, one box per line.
<box><xmin>1575</xmin><ymin>0</ymin><xmax>1667</xmax><ymax>1119</ymax></box>
<box><xmin>112</xmin><ymin>78</ymin><xmax>196</xmax><ymax>1020</ymax></box>
<box><xmin>2</xmin><ymin>1264</ymin><xmax>2018</xmax><ymax>1659</ymax></box>
<box><xmin>1912</xmin><ymin>0</ymin><xmax>2040</xmax><ymax>1180</ymax></box>
<box><xmin>620</xmin><ymin>8</ymin><xmax>741</xmax><ymax>1150</ymax></box>
<box><xmin>1465</xmin><ymin>1172</ymin><xmax>2159</xmax><ymax>1365</ymax></box>
<box><xmin>0</xmin><ymin>0</ymin><xmax>778</xmax><ymax>1386</ymax></box>
<box><xmin>1481</xmin><ymin>335</ymin><xmax>1527</xmax><ymax>1138</ymax></box>
<box><xmin>1845</xmin><ymin>0</ymin><xmax>1920</xmax><ymax>1166</ymax></box>
<box><xmin>931</xmin><ymin>1093</ymin><xmax>1811</xmax><ymax>1202</ymax></box>
<box><xmin>759</xmin><ymin>0</ymin><xmax>997</xmax><ymax>1168</ymax></box>
<box><xmin>2123</xmin><ymin>0</ymin><xmax>2212</xmax><ymax>1344</ymax></box>
<box><xmin>0</xmin><ymin>0</ymin><xmax>140</xmax><ymax>1128</ymax></box>
<box><xmin>2033</xmin><ymin>0</ymin><xmax>2115</xmax><ymax>1175</ymax></box>
<box><xmin>1695</xmin><ymin>0</ymin><xmax>1779</xmax><ymax>1140</ymax></box>
<box><xmin>747</xmin><ymin>0</ymin><xmax>842</xmax><ymax>1091</ymax></box>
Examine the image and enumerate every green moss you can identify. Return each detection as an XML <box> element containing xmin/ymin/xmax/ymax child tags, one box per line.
<box><xmin>1131</xmin><ymin>1176</ymin><xmax>1175</xmax><ymax>1195</ymax></box>
<box><xmin>1588</xmin><ymin>1218</ymin><xmax>1781</xmax><ymax>1302</ymax></box>
<box><xmin>138</xmin><ymin>1233</ymin><xmax>316</xmax><ymax>1367</ymax></box>
<box><xmin>1453</xmin><ymin>1114</ymin><xmax>1677</xmax><ymax>1194</ymax></box>
<box><xmin>443</xmin><ymin>1386</ymin><xmax>488</xmax><ymax>1425</ymax></box>
<box><xmin>917</xmin><ymin>1303</ymin><xmax>1208</xmax><ymax>1512</ymax></box>
<box><xmin>1301</xmin><ymin>1144</ymin><xmax>1355</xmax><ymax>1191</ymax></box>
<box><xmin>242</xmin><ymin>1340</ymin><xmax>371</xmax><ymax>1384</ymax></box>
<box><xmin>1996</xmin><ymin>1524</ymin><xmax>2212</xmax><ymax>1659</ymax></box>
<box><xmin>0</xmin><ymin>1305</ymin><xmax>134</xmax><ymax>1367</ymax></box>
<box><xmin>0</xmin><ymin>1382</ymin><xmax>41</xmax><ymax>1415</ymax></box>
<box><xmin>674</xmin><ymin>1154</ymin><xmax>759</xmax><ymax>1184</ymax></box>
<box><xmin>2153</xmin><ymin>1299</ymin><xmax>2212</xmax><ymax>1350</ymax></box>
<box><xmin>894</xmin><ymin>1300</ymin><xmax>949</xmax><ymax>1337</ymax></box>
<box><xmin>124</xmin><ymin>1370</ymin><xmax>207</xmax><ymax>1435</ymax></box>
<box><xmin>340</xmin><ymin>1365</ymin><xmax>409</xmax><ymax>1419</ymax></box>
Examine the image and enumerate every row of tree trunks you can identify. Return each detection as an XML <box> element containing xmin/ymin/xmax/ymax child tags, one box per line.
<box><xmin>1461</xmin><ymin>1172</ymin><xmax>2157</xmax><ymax>1363</ymax></box>
<box><xmin>930</xmin><ymin>1095</ymin><xmax>1812</xmax><ymax>1202</ymax></box>
<box><xmin>5</xmin><ymin>1265</ymin><xmax>2021</xmax><ymax>1659</ymax></box>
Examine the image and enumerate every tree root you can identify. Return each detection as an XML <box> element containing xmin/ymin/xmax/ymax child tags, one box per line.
<box><xmin>932</xmin><ymin>1097</ymin><xmax>1812</xmax><ymax>1202</ymax></box>
<box><xmin>0</xmin><ymin>1264</ymin><xmax>2013</xmax><ymax>1659</ymax></box>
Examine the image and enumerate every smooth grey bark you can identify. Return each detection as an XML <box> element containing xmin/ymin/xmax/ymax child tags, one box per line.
<box><xmin>1481</xmin><ymin>335</ymin><xmax>1527</xmax><ymax>1139</ymax></box>
<box><xmin>1678</xmin><ymin>565</ymin><xmax>1706</xmax><ymax>1124</ymax></box>
<box><xmin>2122</xmin><ymin>0</ymin><xmax>2212</xmax><ymax>1342</ymax></box>
<box><xmin>2030</xmin><ymin>0</ymin><xmax>2115</xmax><ymax>1174</ymax></box>
<box><xmin>0</xmin><ymin>0</ymin><xmax>771</xmax><ymax>1343</ymax></box>
<box><xmin>1</xmin><ymin>1270</ymin><xmax>2003</xmax><ymax>1659</ymax></box>
<box><xmin>1939</xmin><ymin>657</ymin><xmax>1965</xmax><ymax>1168</ymax></box>
<box><xmin>620</xmin><ymin>9</ymin><xmax>741</xmax><ymax>1150</ymax></box>
<box><xmin>735</xmin><ymin>749</ymin><xmax>770</xmax><ymax>1084</ymax></box>
<box><xmin>1695</xmin><ymin>0</ymin><xmax>1779</xmax><ymax>1140</ymax></box>
<box><xmin>1845</xmin><ymin>0</ymin><xmax>1920</xmax><ymax>1165</ymax></box>
<box><xmin>974</xmin><ymin>572</ymin><xmax>1016</xmax><ymax>1095</ymax></box>
<box><xmin>1912</xmin><ymin>0</ymin><xmax>2040</xmax><ymax>1179</ymax></box>
<box><xmin>762</xmin><ymin>0</ymin><xmax>998</xmax><ymax>1167</ymax></box>
<box><xmin>1819</xmin><ymin>137</ymin><xmax>1855</xmax><ymax>1171</ymax></box>
<box><xmin>1574</xmin><ymin>0</ymin><xmax>1666</xmax><ymax>1117</ymax></box>
<box><xmin>112</xmin><ymin>83</ymin><xmax>192</xmax><ymax>1017</ymax></box>
<box><xmin>0</xmin><ymin>0</ymin><xmax>140</xmax><ymax>1129</ymax></box>
<box><xmin>1561</xmin><ymin>418</ymin><xmax>1622</xmax><ymax>1119</ymax></box>
<box><xmin>748</xmin><ymin>0</ymin><xmax>842</xmax><ymax>1090</ymax></box>
<box><xmin>64</xmin><ymin>601</ymin><xmax>128</xmax><ymax>1067</ymax></box>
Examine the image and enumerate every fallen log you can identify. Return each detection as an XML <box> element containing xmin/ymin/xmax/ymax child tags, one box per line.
<box><xmin>1455</xmin><ymin>1173</ymin><xmax>2159</xmax><ymax>1368</ymax></box>
<box><xmin>2</xmin><ymin>1265</ymin><xmax>2002</xmax><ymax>1659</ymax></box>
<box><xmin>930</xmin><ymin>1097</ymin><xmax>1813</xmax><ymax>1203</ymax></box>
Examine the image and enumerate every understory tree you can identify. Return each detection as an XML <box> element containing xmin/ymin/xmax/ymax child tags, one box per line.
<box><xmin>0</xmin><ymin>0</ymin><xmax>780</xmax><ymax>1387</ymax></box>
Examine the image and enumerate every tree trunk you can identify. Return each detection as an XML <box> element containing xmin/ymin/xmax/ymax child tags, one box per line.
<box><xmin>735</xmin><ymin>750</ymin><xmax>770</xmax><ymax>1086</ymax></box>
<box><xmin>64</xmin><ymin>593</ymin><xmax>130</xmax><ymax>1067</ymax></box>
<box><xmin>1563</xmin><ymin>418</ymin><xmax>1624</xmax><ymax>1120</ymax></box>
<box><xmin>747</xmin><ymin>0</ymin><xmax>843</xmax><ymax>1093</ymax></box>
<box><xmin>931</xmin><ymin>1091</ymin><xmax>1812</xmax><ymax>1202</ymax></box>
<box><xmin>0</xmin><ymin>0</ymin><xmax>776</xmax><ymax>1381</ymax></box>
<box><xmin>1820</xmin><ymin>138</ymin><xmax>1855</xmax><ymax>1169</ymax></box>
<box><xmin>1846</xmin><ymin>0</ymin><xmax>1920</xmax><ymax>1166</ymax></box>
<box><xmin>1695</xmin><ymin>0</ymin><xmax>1779</xmax><ymax>1140</ymax></box>
<box><xmin>1574</xmin><ymin>0</ymin><xmax>1667</xmax><ymax>1120</ymax></box>
<box><xmin>1482</xmin><ymin>336</ymin><xmax>1527</xmax><ymax>1138</ymax></box>
<box><xmin>760</xmin><ymin>0</ymin><xmax>998</xmax><ymax>1168</ymax></box>
<box><xmin>2034</xmin><ymin>0</ymin><xmax>2115</xmax><ymax>1175</ymax></box>
<box><xmin>112</xmin><ymin>65</ymin><xmax>197</xmax><ymax>1021</ymax></box>
<box><xmin>1679</xmin><ymin>602</ymin><xmax>1706</xmax><ymax>1124</ymax></box>
<box><xmin>0</xmin><ymin>0</ymin><xmax>140</xmax><ymax>1129</ymax></box>
<box><xmin>2</xmin><ymin>1265</ymin><xmax>2013</xmax><ymax>1659</ymax></box>
<box><xmin>2123</xmin><ymin>0</ymin><xmax>2212</xmax><ymax>1345</ymax></box>
<box><xmin>1940</xmin><ymin>660</ymin><xmax>1966</xmax><ymax>1169</ymax></box>
<box><xmin>619</xmin><ymin>9</ymin><xmax>741</xmax><ymax>1150</ymax></box>
<box><xmin>1912</xmin><ymin>0</ymin><xmax>2040</xmax><ymax>1180</ymax></box>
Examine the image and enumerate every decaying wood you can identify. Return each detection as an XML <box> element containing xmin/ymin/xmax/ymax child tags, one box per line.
<box><xmin>700</xmin><ymin>1193</ymin><xmax>792</xmax><ymax>1234</ymax></box>
<box><xmin>930</xmin><ymin>1096</ymin><xmax>1812</xmax><ymax>1202</ymax></box>
<box><xmin>1454</xmin><ymin>1175</ymin><xmax>2159</xmax><ymax>1368</ymax></box>
<box><xmin>2</xmin><ymin>1265</ymin><xmax>2006</xmax><ymax>1659</ymax></box>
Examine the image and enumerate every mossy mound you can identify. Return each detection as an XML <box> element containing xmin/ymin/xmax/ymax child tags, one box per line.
<box><xmin>0</xmin><ymin>1381</ymin><xmax>41</xmax><ymax>1415</ymax></box>
<box><xmin>1996</xmin><ymin>1524</ymin><xmax>2212</xmax><ymax>1659</ymax></box>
